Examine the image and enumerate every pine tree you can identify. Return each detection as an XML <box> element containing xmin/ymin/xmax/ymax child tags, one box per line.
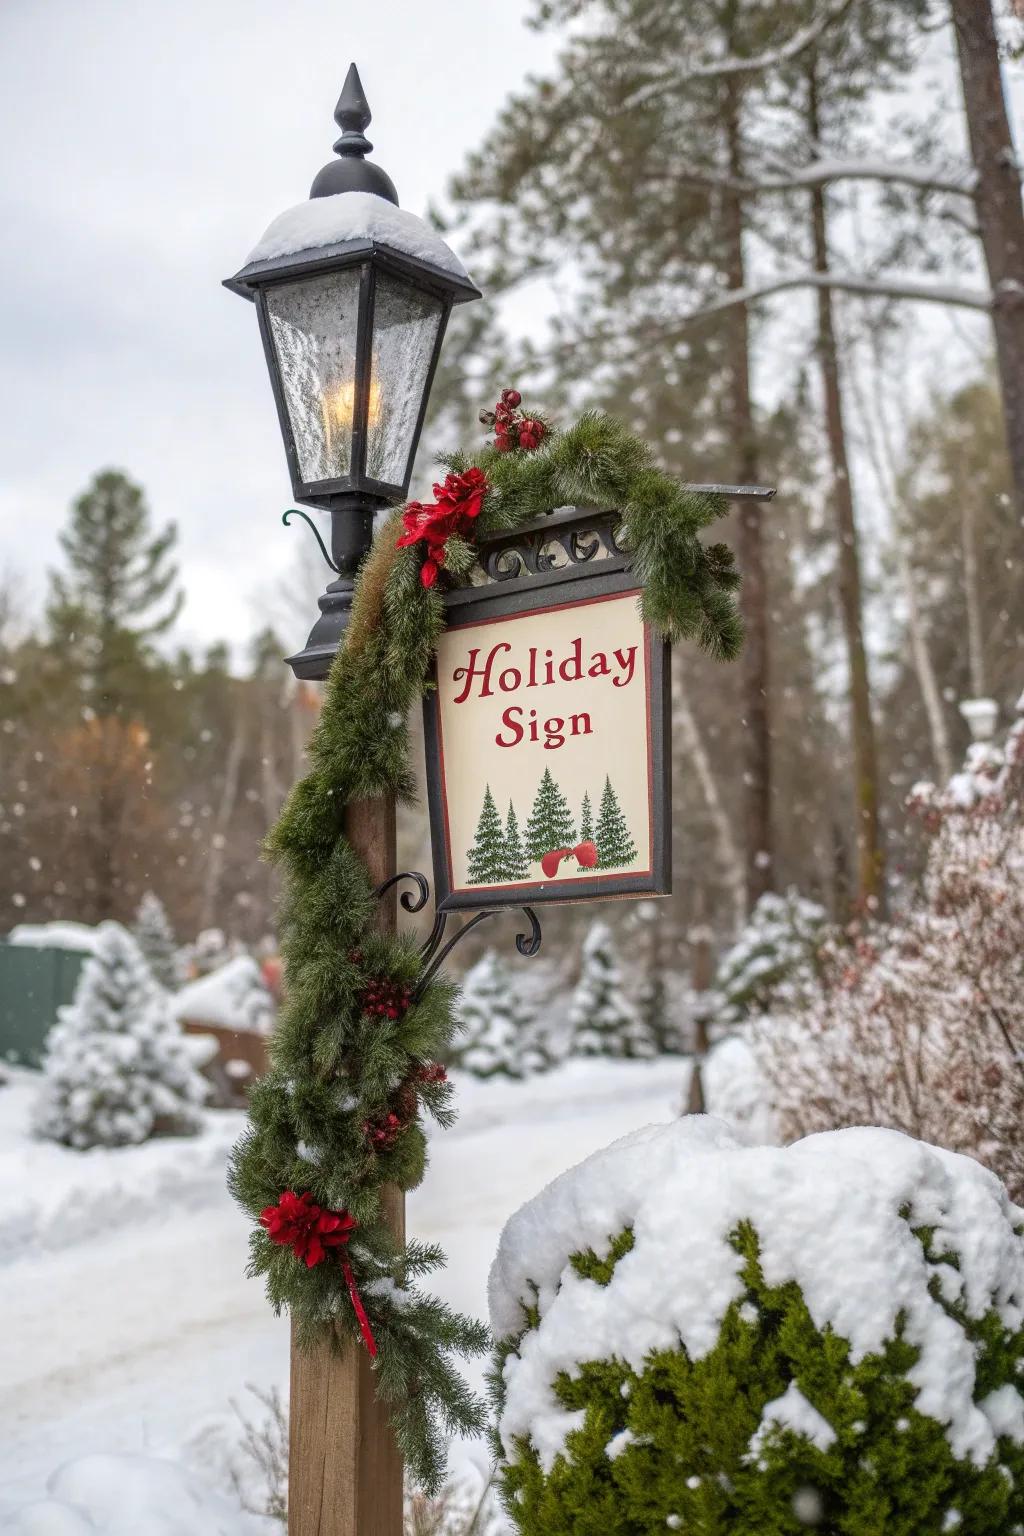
<box><xmin>466</xmin><ymin>784</ymin><xmax>506</xmax><ymax>885</ymax></box>
<box><xmin>503</xmin><ymin>801</ymin><xmax>529</xmax><ymax>881</ymax></box>
<box><xmin>579</xmin><ymin>791</ymin><xmax>594</xmax><ymax>844</ymax></box>
<box><xmin>451</xmin><ymin>949</ymin><xmax>543</xmax><ymax>1078</ymax></box>
<box><xmin>524</xmin><ymin>768</ymin><xmax>575</xmax><ymax>863</ymax></box>
<box><xmin>595</xmin><ymin>776</ymin><xmax>638</xmax><ymax>870</ymax></box>
<box><xmin>34</xmin><ymin>921</ymin><xmax>207</xmax><ymax>1149</ymax></box>
<box><xmin>568</xmin><ymin>921</ymin><xmax>654</xmax><ymax>1060</ymax></box>
<box><xmin>132</xmin><ymin>890</ymin><xmax>179</xmax><ymax>990</ymax></box>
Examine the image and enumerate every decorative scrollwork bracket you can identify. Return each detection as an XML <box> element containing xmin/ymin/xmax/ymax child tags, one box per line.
<box><xmin>373</xmin><ymin>871</ymin><xmax>542</xmax><ymax>1001</ymax></box>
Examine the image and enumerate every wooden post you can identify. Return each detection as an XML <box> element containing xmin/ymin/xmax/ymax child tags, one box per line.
<box><xmin>289</xmin><ymin>795</ymin><xmax>404</xmax><ymax>1536</ymax></box>
<box><xmin>686</xmin><ymin>916</ymin><xmax>714</xmax><ymax>1116</ymax></box>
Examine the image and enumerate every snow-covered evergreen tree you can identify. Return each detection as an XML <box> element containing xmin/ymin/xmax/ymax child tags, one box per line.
<box><xmin>467</xmin><ymin>784</ymin><xmax>506</xmax><ymax>885</ymax></box>
<box><xmin>713</xmin><ymin>889</ymin><xmax>827</xmax><ymax>1026</ymax></box>
<box><xmin>594</xmin><ymin>776</ymin><xmax>638</xmax><ymax>869</ymax></box>
<box><xmin>132</xmin><ymin>890</ymin><xmax>179</xmax><ymax>990</ymax></box>
<box><xmin>34</xmin><ymin>921</ymin><xmax>208</xmax><ymax>1149</ymax></box>
<box><xmin>524</xmin><ymin>768</ymin><xmax>575</xmax><ymax>863</ymax></box>
<box><xmin>568</xmin><ymin>921</ymin><xmax>654</xmax><ymax>1058</ymax></box>
<box><xmin>503</xmin><ymin>801</ymin><xmax>529</xmax><ymax>881</ymax></box>
<box><xmin>451</xmin><ymin>949</ymin><xmax>543</xmax><ymax>1078</ymax></box>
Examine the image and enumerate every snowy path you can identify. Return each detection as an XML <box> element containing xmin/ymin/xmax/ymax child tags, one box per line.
<box><xmin>0</xmin><ymin>1058</ymin><xmax>687</xmax><ymax>1516</ymax></box>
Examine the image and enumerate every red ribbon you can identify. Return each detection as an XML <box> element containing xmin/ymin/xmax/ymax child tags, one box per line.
<box><xmin>260</xmin><ymin>1190</ymin><xmax>378</xmax><ymax>1357</ymax></box>
<box><xmin>341</xmin><ymin>1257</ymin><xmax>378</xmax><ymax>1358</ymax></box>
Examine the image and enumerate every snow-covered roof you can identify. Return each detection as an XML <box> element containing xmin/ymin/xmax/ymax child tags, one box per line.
<box><xmin>7</xmin><ymin>921</ymin><xmax>101</xmax><ymax>955</ymax></box>
<box><xmin>242</xmin><ymin>190</ymin><xmax>473</xmax><ymax>283</ymax></box>
<box><xmin>171</xmin><ymin>956</ymin><xmax>274</xmax><ymax>1035</ymax></box>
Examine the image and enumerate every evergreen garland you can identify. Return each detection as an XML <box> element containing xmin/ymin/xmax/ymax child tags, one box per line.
<box><xmin>228</xmin><ymin>399</ymin><xmax>741</xmax><ymax>1491</ymax></box>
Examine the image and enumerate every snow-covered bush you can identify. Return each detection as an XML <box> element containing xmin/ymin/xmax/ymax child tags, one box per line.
<box><xmin>451</xmin><ymin>949</ymin><xmax>542</xmax><ymax>1078</ymax></box>
<box><xmin>712</xmin><ymin>888</ymin><xmax>827</xmax><ymax>1027</ymax></box>
<box><xmin>760</xmin><ymin>708</ymin><xmax>1024</xmax><ymax>1200</ymax></box>
<box><xmin>34</xmin><ymin>921</ymin><xmax>208</xmax><ymax>1149</ymax></box>
<box><xmin>489</xmin><ymin>1117</ymin><xmax>1024</xmax><ymax>1535</ymax></box>
<box><xmin>133</xmin><ymin>891</ymin><xmax>180</xmax><ymax>990</ymax></box>
<box><xmin>567</xmin><ymin>921</ymin><xmax>654</xmax><ymax>1059</ymax></box>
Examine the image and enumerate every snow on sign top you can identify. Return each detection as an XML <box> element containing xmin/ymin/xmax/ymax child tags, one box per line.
<box><xmin>244</xmin><ymin>190</ymin><xmax>472</xmax><ymax>281</ymax></box>
<box><xmin>489</xmin><ymin>1117</ymin><xmax>1024</xmax><ymax>1474</ymax></box>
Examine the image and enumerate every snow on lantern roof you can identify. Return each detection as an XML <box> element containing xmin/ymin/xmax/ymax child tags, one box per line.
<box><xmin>227</xmin><ymin>191</ymin><xmax>478</xmax><ymax>299</ymax></box>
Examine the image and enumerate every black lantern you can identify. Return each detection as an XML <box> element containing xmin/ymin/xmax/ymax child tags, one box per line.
<box><xmin>225</xmin><ymin>64</ymin><xmax>480</xmax><ymax>678</ymax></box>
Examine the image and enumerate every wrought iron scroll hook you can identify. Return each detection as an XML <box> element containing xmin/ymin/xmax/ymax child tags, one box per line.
<box><xmin>282</xmin><ymin>509</ymin><xmax>341</xmax><ymax>575</ymax></box>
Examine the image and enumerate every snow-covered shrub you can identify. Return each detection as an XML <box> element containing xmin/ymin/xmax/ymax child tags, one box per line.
<box><xmin>567</xmin><ymin>921</ymin><xmax>654</xmax><ymax>1059</ymax></box>
<box><xmin>173</xmin><ymin>955</ymin><xmax>275</xmax><ymax>1036</ymax></box>
<box><xmin>34</xmin><ymin>921</ymin><xmax>208</xmax><ymax>1149</ymax></box>
<box><xmin>451</xmin><ymin>949</ymin><xmax>542</xmax><ymax>1078</ymax></box>
<box><xmin>489</xmin><ymin>1117</ymin><xmax>1024</xmax><ymax>1535</ymax></box>
<box><xmin>712</xmin><ymin>888</ymin><xmax>827</xmax><ymax>1027</ymax></box>
<box><xmin>133</xmin><ymin>890</ymin><xmax>180</xmax><ymax>990</ymax></box>
<box><xmin>760</xmin><ymin>709</ymin><xmax>1024</xmax><ymax>1200</ymax></box>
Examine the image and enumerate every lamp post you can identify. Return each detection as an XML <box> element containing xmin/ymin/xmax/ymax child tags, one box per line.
<box><xmin>225</xmin><ymin>63</ymin><xmax>480</xmax><ymax>679</ymax></box>
<box><xmin>225</xmin><ymin>66</ymin><xmax>477</xmax><ymax>1535</ymax></box>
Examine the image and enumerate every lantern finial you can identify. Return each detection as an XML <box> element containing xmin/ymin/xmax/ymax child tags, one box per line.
<box><xmin>309</xmin><ymin>63</ymin><xmax>399</xmax><ymax>204</ymax></box>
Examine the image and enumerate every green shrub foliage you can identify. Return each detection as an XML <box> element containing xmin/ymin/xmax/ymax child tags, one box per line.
<box><xmin>490</xmin><ymin>1123</ymin><xmax>1024</xmax><ymax>1535</ymax></box>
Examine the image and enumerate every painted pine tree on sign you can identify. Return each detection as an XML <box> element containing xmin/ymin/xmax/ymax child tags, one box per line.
<box><xmin>467</xmin><ymin>784</ymin><xmax>506</xmax><ymax>884</ymax></box>
<box><xmin>579</xmin><ymin>791</ymin><xmax>594</xmax><ymax>844</ymax></box>
<box><xmin>595</xmin><ymin>775</ymin><xmax>638</xmax><ymax>869</ymax></box>
<box><xmin>504</xmin><ymin>801</ymin><xmax>529</xmax><ymax>880</ymax></box>
<box><xmin>524</xmin><ymin>768</ymin><xmax>576</xmax><ymax>863</ymax></box>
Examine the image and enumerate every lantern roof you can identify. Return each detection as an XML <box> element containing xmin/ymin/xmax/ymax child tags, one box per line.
<box><xmin>224</xmin><ymin>63</ymin><xmax>479</xmax><ymax>303</ymax></box>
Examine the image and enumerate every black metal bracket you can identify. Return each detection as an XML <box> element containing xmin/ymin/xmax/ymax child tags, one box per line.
<box><xmin>282</xmin><ymin>509</ymin><xmax>341</xmax><ymax>575</ymax></box>
<box><xmin>373</xmin><ymin>871</ymin><xmax>542</xmax><ymax>1000</ymax></box>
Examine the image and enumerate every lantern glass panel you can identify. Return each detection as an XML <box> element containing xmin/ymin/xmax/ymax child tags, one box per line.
<box><xmin>264</xmin><ymin>268</ymin><xmax>363</xmax><ymax>484</ymax></box>
<box><xmin>366</xmin><ymin>274</ymin><xmax>444</xmax><ymax>486</ymax></box>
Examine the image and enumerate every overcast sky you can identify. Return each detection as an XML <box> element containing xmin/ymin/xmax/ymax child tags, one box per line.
<box><xmin>0</xmin><ymin>0</ymin><xmax>555</xmax><ymax>656</ymax></box>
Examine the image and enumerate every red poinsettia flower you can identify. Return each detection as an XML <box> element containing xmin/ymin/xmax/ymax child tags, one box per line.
<box><xmin>260</xmin><ymin>1190</ymin><xmax>357</xmax><ymax>1269</ymax></box>
<box><xmin>395</xmin><ymin>468</ymin><xmax>490</xmax><ymax>587</ymax></box>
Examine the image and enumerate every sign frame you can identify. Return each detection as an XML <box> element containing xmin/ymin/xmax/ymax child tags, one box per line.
<box><xmin>422</xmin><ymin>506</ymin><xmax>671</xmax><ymax>914</ymax></box>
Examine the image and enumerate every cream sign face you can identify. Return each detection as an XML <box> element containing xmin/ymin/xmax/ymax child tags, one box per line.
<box><xmin>424</xmin><ymin>587</ymin><xmax>670</xmax><ymax>910</ymax></box>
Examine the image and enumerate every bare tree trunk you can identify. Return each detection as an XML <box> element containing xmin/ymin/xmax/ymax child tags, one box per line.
<box><xmin>676</xmin><ymin>665</ymin><xmax>746</xmax><ymax>932</ymax></box>
<box><xmin>808</xmin><ymin>63</ymin><xmax>885</xmax><ymax>912</ymax></box>
<box><xmin>960</xmin><ymin>493</ymin><xmax>988</xmax><ymax>698</ymax></box>
<box><xmin>950</xmin><ymin>0</ymin><xmax>1024</xmax><ymax>533</ymax></box>
<box><xmin>200</xmin><ymin>702</ymin><xmax>247</xmax><ymax>932</ymax></box>
<box><xmin>724</xmin><ymin>78</ymin><xmax>773</xmax><ymax>909</ymax></box>
<box><xmin>846</xmin><ymin>320</ymin><xmax>954</xmax><ymax>783</ymax></box>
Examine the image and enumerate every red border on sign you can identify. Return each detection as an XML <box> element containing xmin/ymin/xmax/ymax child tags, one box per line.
<box><xmin>434</xmin><ymin>588</ymin><xmax>656</xmax><ymax>897</ymax></box>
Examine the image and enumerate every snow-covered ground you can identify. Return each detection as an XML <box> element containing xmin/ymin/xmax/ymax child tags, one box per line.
<box><xmin>0</xmin><ymin>1056</ymin><xmax>689</xmax><ymax>1529</ymax></box>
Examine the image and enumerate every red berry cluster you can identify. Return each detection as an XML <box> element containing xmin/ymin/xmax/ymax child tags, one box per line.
<box><xmin>359</xmin><ymin>976</ymin><xmax>413</xmax><ymax>1021</ymax></box>
<box><xmin>416</xmin><ymin>1062</ymin><xmax>448</xmax><ymax>1086</ymax></box>
<box><xmin>363</xmin><ymin>1110</ymin><xmax>406</xmax><ymax>1152</ymax></box>
<box><xmin>479</xmin><ymin>389</ymin><xmax>546</xmax><ymax>453</ymax></box>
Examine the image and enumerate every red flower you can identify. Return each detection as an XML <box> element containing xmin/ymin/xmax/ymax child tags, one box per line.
<box><xmin>519</xmin><ymin>419</ymin><xmax>545</xmax><ymax>451</ymax></box>
<box><xmin>260</xmin><ymin>1190</ymin><xmax>357</xmax><ymax>1269</ymax></box>
<box><xmin>395</xmin><ymin>468</ymin><xmax>491</xmax><ymax>588</ymax></box>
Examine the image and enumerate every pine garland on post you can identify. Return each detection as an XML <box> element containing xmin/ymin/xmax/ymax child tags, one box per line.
<box><xmin>595</xmin><ymin>775</ymin><xmax>638</xmax><ymax>869</ymax></box>
<box><xmin>466</xmin><ymin>784</ymin><xmax>507</xmax><ymax>885</ymax></box>
<box><xmin>524</xmin><ymin>768</ymin><xmax>576</xmax><ymax>864</ymax></box>
<box><xmin>503</xmin><ymin>801</ymin><xmax>529</xmax><ymax>881</ymax></box>
<box><xmin>225</xmin><ymin>392</ymin><xmax>744</xmax><ymax>1493</ymax></box>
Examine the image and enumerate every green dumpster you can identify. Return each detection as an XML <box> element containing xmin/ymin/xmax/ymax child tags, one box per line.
<box><xmin>0</xmin><ymin>944</ymin><xmax>87</xmax><ymax>1066</ymax></box>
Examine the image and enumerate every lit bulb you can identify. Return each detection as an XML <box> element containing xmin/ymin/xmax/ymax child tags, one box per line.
<box><xmin>319</xmin><ymin>374</ymin><xmax>383</xmax><ymax>458</ymax></box>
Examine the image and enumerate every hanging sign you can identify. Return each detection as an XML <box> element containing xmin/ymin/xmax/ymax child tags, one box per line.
<box><xmin>423</xmin><ymin>533</ymin><xmax>670</xmax><ymax>911</ymax></box>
